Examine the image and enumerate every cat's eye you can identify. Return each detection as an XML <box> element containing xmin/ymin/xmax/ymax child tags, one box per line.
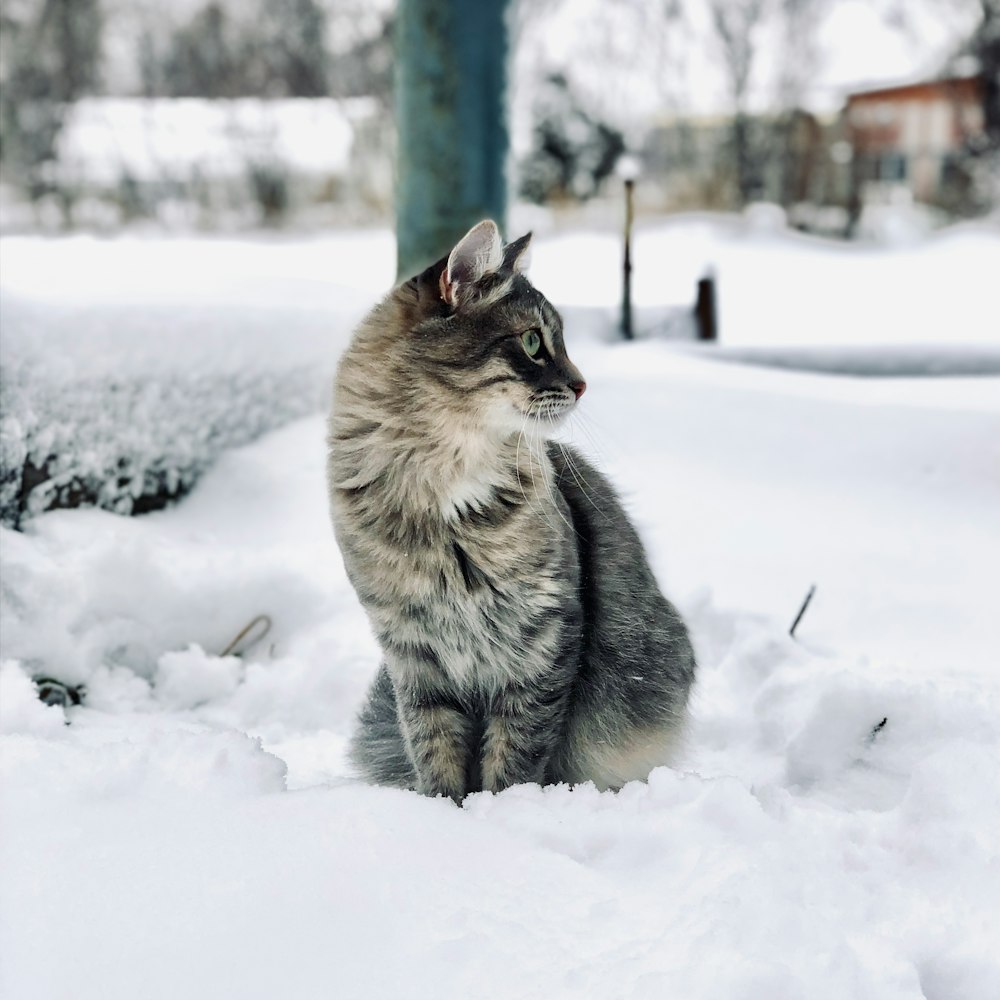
<box><xmin>521</xmin><ymin>329</ymin><xmax>542</xmax><ymax>358</ymax></box>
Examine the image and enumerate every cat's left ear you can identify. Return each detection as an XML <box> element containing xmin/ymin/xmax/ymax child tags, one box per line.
<box><xmin>502</xmin><ymin>232</ymin><xmax>532</xmax><ymax>274</ymax></box>
<box><xmin>440</xmin><ymin>220</ymin><xmax>504</xmax><ymax>307</ymax></box>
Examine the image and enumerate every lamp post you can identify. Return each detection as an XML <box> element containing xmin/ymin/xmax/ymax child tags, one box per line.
<box><xmin>618</xmin><ymin>156</ymin><xmax>640</xmax><ymax>340</ymax></box>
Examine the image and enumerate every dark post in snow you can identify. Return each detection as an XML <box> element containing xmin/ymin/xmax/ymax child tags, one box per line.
<box><xmin>621</xmin><ymin>178</ymin><xmax>635</xmax><ymax>340</ymax></box>
<box><xmin>695</xmin><ymin>274</ymin><xmax>718</xmax><ymax>342</ymax></box>
<box><xmin>395</xmin><ymin>0</ymin><xmax>510</xmax><ymax>280</ymax></box>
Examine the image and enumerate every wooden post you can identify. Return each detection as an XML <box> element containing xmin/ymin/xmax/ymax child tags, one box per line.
<box><xmin>695</xmin><ymin>274</ymin><xmax>717</xmax><ymax>342</ymax></box>
<box><xmin>621</xmin><ymin>178</ymin><xmax>634</xmax><ymax>340</ymax></box>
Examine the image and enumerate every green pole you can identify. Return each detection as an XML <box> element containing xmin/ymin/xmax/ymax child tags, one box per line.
<box><xmin>394</xmin><ymin>0</ymin><xmax>510</xmax><ymax>280</ymax></box>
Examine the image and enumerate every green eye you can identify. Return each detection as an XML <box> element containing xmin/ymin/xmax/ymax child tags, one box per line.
<box><xmin>521</xmin><ymin>329</ymin><xmax>542</xmax><ymax>357</ymax></box>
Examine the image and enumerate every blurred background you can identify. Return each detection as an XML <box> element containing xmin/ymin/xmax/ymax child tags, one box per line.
<box><xmin>1</xmin><ymin>0</ymin><xmax>996</xmax><ymax>238</ymax></box>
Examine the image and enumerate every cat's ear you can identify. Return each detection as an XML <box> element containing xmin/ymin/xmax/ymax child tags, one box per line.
<box><xmin>440</xmin><ymin>220</ymin><xmax>503</xmax><ymax>306</ymax></box>
<box><xmin>502</xmin><ymin>232</ymin><xmax>532</xmax><ymax>274</ymax></box>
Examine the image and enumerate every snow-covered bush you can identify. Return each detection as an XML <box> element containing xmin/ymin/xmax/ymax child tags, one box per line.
<box><xmin>0</xmin><ymin>357</ymin><xmax>323</xmax><ymax>527</ymax></box>
<box><xmin>0</xmin><ymin>231</ymin><xmax>395</xmax><ymax>527</ymax></box>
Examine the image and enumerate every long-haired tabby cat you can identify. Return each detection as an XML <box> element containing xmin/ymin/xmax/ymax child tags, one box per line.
<box><xmin>328</xmin><ymin>220</ymin><xmax>695</xmax><ymax>802</ymax></box>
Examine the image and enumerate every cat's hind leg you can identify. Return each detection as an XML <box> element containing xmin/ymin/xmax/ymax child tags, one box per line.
<box><xmin>348</xmin><ymin>664</ymin><xmax>416</xmax><ymax>789</ymax></box>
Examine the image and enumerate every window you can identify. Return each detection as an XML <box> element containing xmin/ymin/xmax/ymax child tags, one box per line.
<box><xmin>879</xmin><ymin>152</ymin><xmax>907</xmax><ymax>182</ymax></box>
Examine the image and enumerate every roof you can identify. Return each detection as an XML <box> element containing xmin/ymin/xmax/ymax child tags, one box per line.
<box><xmin>845</xmin><ymin>75</ymin><xmax>982</xmax><ymax>104</ymax></box>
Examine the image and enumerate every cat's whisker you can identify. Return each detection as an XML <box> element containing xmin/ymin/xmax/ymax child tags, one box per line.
<box><xmin>572</xmin><ymin>409</ymin><xmax>613</xmax><ymax>466</ymax></box>
<box><xmin>532</xmin><ymin>401</ymin><xmax>582</xmax><ymax>542</ymax></box>
<box><xmin>517</xmin><ymin>408</ymin><xmax>553</xmax><ymax>530</ymax></box>
<box><xmin>558</xmin><ymin>437</ymin><xmax>612</xmax><ymax>524</ymax></box>
<box><xmin>514</xmin><ymin>418</ymin><xmax>528</xmax><ymax>505</ymax></box>
<box><xmin>516</xmin><ymin>408</ymin><xmax>546</xmax><ymax>517</ymax></box>
<box><xmin>531</xmin><ymin>418</ymin><xmax>565</xmax><ymax>525</ymax></box>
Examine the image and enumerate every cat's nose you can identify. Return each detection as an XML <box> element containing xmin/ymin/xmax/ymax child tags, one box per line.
<box><xmin>569</xmin><ymin>379</ymin><xmax>587</xmax><ymax>400</ymax></box>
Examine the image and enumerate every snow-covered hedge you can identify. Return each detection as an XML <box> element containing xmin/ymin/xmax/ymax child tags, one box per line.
<box><xmin>0</xmin><ymin>232</ymin><xmax>395</xmax><ymax>528</ymax></box>
<box><xmin>1</xmin><ymin>355</ymin><xmax>323</xmax><ymax>526</ymax></box>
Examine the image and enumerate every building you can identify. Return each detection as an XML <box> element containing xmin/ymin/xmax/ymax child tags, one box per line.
<box><xmin>640</xmin><ymin>109</ymin><xmax>837</xmax><ymax>213</ymax></box>
<box><xmin>844</xmin><ymin>76</ymin><xmax>985</xmax><ymax>206</ymax></box>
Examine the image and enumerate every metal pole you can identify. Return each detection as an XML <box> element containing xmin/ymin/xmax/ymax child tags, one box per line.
<box><xmin>621</xmin><ymin>178</ymin><xmax>634</xmax><ymax>340</ymax></box>
<box><xmin>394</xmin><ymin>0</ymin><xmax>510</xmax><ymax>280</ymax></box>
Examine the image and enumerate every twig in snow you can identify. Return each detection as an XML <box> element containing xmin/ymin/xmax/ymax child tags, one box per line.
<box><xmin>868</xmin><ymin>717</ymin><xmax>888</xmax><ymax>743</ymax></box>
<box><xmin>221</xmin><ymin>614</ymin><xmax>273</xmax><ymax>658</ymax></box>
<box><xmin>789</xmin><ymin>584</ymin><xmax>817</xmax><ymax>638</ymax></box>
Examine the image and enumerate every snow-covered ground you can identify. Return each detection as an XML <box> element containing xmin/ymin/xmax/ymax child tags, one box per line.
<box><xmin>2</xmin><ymin>217</ymin><xmax>1000</xmax><ymax>999</ymax></box>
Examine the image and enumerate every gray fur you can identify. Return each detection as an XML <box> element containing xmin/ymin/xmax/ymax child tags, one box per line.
<box><xmin>327</xmin><ymin>221</ymin><xmax>695</xmax><ymax>801</ymax></box>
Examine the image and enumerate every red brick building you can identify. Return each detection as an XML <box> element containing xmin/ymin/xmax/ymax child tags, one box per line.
<box><xmin>845</xmin><ymin>76</ymin><xmax>985</xmax><ymax>205</ymax></box>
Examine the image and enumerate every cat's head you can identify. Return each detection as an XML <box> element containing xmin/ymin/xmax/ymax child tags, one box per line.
<box><xmin>395</xmin><ymin>220</ymin><xmax>586</xmax><ymax>435</ymax></box>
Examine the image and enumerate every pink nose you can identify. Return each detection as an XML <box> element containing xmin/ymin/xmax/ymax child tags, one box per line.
<box><xmin>570</xmin><ymin>380</ymin><xmax>587</xmax><ymax>400</ymax></box>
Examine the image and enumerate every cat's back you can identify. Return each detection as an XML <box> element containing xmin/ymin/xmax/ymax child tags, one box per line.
<box><xmin>547</xmin><ymin>441</ymin><xmax>674</xmax><ymax>624</ymax></box>
<box><xmin>547</xmin><ymin>442</ymin><xmax>695</xmax><ymax>786</ymax></box>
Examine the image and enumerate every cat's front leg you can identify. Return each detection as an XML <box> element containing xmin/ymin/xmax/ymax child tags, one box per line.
<box><xmin>480</xmin><ymin>682</ymin><xmax>568</xmax><ymax>793</ymax></box>
<box><xmin>393</xmin><ymin>674</ymin><xmax>475</xmax><ymax>803</ymax></box>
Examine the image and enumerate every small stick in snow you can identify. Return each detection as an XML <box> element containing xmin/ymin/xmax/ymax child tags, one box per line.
<box><xmin>789</xmin><ymin>584</ymin><xmax>817</xmax><ymax>638</ymax></box>
<box><xmin>221</xmin><ymin>614</ymin><xmax>272</xmax><ymax>658</ymax></box>
<box><xmin>868</xmin><ymin>717</ymin><xmax>888</xmax><ymax>743</ymax></box>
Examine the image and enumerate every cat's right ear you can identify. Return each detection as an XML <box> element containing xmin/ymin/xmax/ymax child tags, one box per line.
<box><xmin>440</xmin><ymin>220</ymin><xmax>503</xmax><ymax>307</ymax></box>
<box><xmin>502</xmin><ymin>232</ymin><xmax>532</xmax><ymax>274</ymax></box>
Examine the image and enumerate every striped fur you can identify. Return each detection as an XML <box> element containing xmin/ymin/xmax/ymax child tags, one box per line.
<box><xmin>328</xmin><ymin>221</ymin><xmax>695</xmax><ymax>801</ymax></box>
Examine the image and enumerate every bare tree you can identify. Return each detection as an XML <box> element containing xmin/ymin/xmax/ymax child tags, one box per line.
<box><xmin>706</xmin><ymin>0</ymin><xmax>767</xmax><ymax>205</ymax></box>
<box><xmin>773</xmin><ymin>0</ymin><xmax>830</xmax><ymax>206</ymax></box>
<box><xmin>971</xmin><ymin>0</ymin><xmax>1000</xmax><ymax>148</ymax></box>
<box><xmin>959</xmin><ymin>0</ymin><xmax>1000</xmax><ymax>210</ymax></box>
<box><xmin>0</xmin><ymin>0</ymin><xmax>103</xmax><ymax>219</ymax></box>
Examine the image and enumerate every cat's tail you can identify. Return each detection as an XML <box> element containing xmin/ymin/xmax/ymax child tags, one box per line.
<box><xmin>348</xmin><ymin>664</ymin><xmax>417</xmax><ymax>789</ymax></box>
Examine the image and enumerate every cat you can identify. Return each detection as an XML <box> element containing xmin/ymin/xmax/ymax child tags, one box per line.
<box><xmin>327</xmin><ymin>220</ymin><xmax>695</xmax><ymax>802</ymax></box>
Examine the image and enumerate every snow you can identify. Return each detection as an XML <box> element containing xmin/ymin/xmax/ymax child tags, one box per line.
<box><xmin>3</xmin><ymin>218</ymin><xmax>1000</xmax><ymax>999</ymax></box>
<box><xmin>532</xmin><ymin>214</ymin><xmax>1000</xmax><ymax>349</ymax></box>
